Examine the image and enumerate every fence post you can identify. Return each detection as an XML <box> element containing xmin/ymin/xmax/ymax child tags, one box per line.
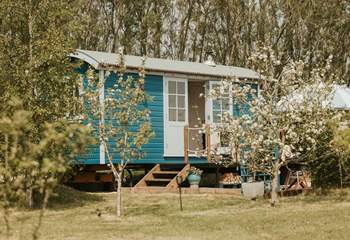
<box><xmin>184</xmin><ymin>125</ymin><xmax>189</xmax><ymax>164</ymax></box>
<box><xmin>206</xmin><ymin>124</ymin><xmax>211</xmax><ymax>162</ymax></box>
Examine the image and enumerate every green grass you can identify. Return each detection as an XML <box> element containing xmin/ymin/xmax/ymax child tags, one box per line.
<box><xmin>1</xmin><ymin>186</ymin><xmax>350</xmax><ymax>240</ymax></box>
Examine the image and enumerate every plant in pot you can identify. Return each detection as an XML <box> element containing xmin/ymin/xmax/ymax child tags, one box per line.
<box><xmin>241</xmin><ymin>165</ymin><xmax>265</xmax><ymax>199</ymax></box>
<box><xmin>187</xmin><ymin>166</ymin><xmax>203</xmax><ymax>188</ymax></box>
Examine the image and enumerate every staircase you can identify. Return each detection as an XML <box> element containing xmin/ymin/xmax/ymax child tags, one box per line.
<box><xmin>133</xmin><ymin>164</ymin><xmax>190</xmax><ymax>193</ymax></box>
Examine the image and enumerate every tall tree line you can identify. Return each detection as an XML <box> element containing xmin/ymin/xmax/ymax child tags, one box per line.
<box><xmin>76</xmin><ymin>0</ymin><xmax>350</xmax><ymax>82</ymax></box>
<box><xmin>0</xmin><ymin>0</ymin><xmax>91</xmax><ymax>211</ymax></box>
<box><xmin>1</xmin><ymin>0</ymin><xmax>349</xmax><ymax>105</ymax></box>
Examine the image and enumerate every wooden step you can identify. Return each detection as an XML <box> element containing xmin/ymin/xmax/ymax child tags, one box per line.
<box><xmin>133</xmin><ymin>164</ymin><xmax>161</xmax><ymax>188</ymax></box>
<box><xmin>152</xmin><ymin>171</ymin><xmax>179</xmax><ymax>179</ymax></box>
<box><xmin>133</xmin><ymin>164</ymin><xmax>190</xmax><ymax>189</ymax></box>
<box><xmin>165</xmin><ymin>164</ymin><xmax>190</xmax><ymax>188</ymax></box>
<box><xmin>153</xmin><ymin>171</ymin><xmax>179</xmax><ymax>174</ymax></box>
<box><xmin>160</xmin><ymin>165</ymin><xmax>186</xmax><ymax>171</ymax></box>
<box><xmin>146</xmin><ymin>178</ymin><xmax>172</xmax><ymax>187</ymax></box>
<box><xmin>146</xmin><ymin>178</ymin><xmax>173</xmax><ymax>182</ymax></box>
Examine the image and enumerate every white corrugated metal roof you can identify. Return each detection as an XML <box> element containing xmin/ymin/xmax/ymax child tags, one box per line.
<box><xmin>71</xmin><ymin>49</ymin><xmax>259</xmax><ymax>79</ymax></box>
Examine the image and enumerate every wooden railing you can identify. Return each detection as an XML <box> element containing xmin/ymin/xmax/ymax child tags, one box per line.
<box><xmin>184</xmin><ymin>124</ymin><xmax>211</xmax><ymax>163</ymax></box>
<box><xmin>184</xmin><ymin>126</ymin><xmax>189</xmax><ymax>163</ymax></box>
<box><xmin>205</xmin><ymin>124</ymin><xmax>211</xmax><ymax>162</ymax></box>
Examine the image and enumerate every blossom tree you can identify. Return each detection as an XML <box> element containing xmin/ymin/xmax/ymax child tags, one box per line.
<box><xmin>84</xmin><ymin>50</ymin><xmax>154</xmax><ymax>217</ymax></box>
<box><xmin>211</xmin><ymin>45</ymin><xmax>339</xmax><ymax>206</ymax></box>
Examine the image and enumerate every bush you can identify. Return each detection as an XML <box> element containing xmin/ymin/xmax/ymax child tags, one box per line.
<box><xmin>307</xmin><ymin>123</ymin><xmax>350</xmax><ymax>189</ymax></box>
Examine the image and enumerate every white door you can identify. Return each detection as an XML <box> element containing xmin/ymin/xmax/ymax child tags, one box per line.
<box><xmin>205</xmin><ymin>81</ymin><xmax>233</xmax><ymax>152</ymax></box>
<box><xmin>164</xmin><ymin>77</ymin><xmax>188</xmax><ymax>156</ymax></box>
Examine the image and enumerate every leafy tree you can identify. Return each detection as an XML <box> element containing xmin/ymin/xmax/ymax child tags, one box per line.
<box><xmin>77</xmin><ymin>0</ymin><xmax>349</xmax><ymax>82</ymax></box>
<box><xmin>0</xmin><ymin>0</ymin><xmax>86</xmax><ymax>208</ymax></box>
<box><xmin>0</xmin><ymin>100</ymin><xmax>92</xmax><ymax>240</ymax></box>
<box><xmin>84</xmin><ymin>50</ymin><xmax>154</xmax><ymax>217</ymax></box>
<box><xmin>329</xmin><ymin>119</ymin><xmax>350</xmax><ymax>188</ymax></box>
<box><xmin>307</xmin><ymin>122</ymin><xmax>349</xmax><ymax>190</ymax></box>
<box><xmin>0</xmin><ymin>1</ymin><xmax>93</xmax><ymax>238</ymax></box>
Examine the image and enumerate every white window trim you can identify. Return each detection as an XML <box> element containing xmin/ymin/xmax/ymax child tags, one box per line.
<box><xmin>164</xmin><ymin>78</ymin><xmax>188</xmax><ymax>125</ymax></box>
<box><xmin>99</xmin><ymin>70</ymin><xmax>105</xmax><ymax>165</ymax></box>
<box><xmin>208</xmin><ymin>81</ymin><xmax>233</xmax><ymax>125</ymax></box>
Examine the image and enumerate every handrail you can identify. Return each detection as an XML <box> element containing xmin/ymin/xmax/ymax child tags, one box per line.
<box><xmin>133</xmin><ymin>164</ymin><xmax>160</xmax><ymax>188</ymax></box>
<box><xmin>184</xmin><ymin>124</ymin><xmax>212</xmax><ymax>163</ymax></box>
<box><xmin>206</xmin><ymin>124</ymin><xmax>211</xmax><ymax>162</ymax></box>
<box><xmin>184</xmin><ymin>125</ymin><xmax>189</xmax><ymax>164</ymax></box>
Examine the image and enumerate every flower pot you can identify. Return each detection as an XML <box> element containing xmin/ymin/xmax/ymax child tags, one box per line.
<box><xmin>242</xmin><ymin>181</ymin><xmax>264</xmax><ymax>198</ymax></box>
<box><xmin>187</xmin><ymin>173</ymin><xmax>201</xmax><ymax>188</ymax></box>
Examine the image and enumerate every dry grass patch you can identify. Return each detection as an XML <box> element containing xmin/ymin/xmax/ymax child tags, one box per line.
<box><xmin>1</xmin><ymin>186</ymin><xmax>350</xmax><ymax>240</ymax></box>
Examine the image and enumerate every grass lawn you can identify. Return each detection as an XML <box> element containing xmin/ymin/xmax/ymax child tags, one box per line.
<box><xmin>1</xmin><ymin>186</ymin><xmax>350</xmax><ymax>240</ymax></box>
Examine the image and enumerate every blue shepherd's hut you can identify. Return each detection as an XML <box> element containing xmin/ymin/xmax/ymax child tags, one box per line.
<box><xmin>70</xmin><ymin>49</ymin><xmax>260</xmax><ymax>190</ymax></box>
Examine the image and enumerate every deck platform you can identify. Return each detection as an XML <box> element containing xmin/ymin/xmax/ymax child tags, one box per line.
<box><xmin>130</xmin><ymin>187</ymin><xmax>241</xmax><ymax>195</ymax></box>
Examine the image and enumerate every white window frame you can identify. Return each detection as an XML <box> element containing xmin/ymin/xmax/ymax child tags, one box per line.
<box><xmin>164</xmin><ymin>78</ymin><xmax>188</xmax><ymax>125</ymax></box>
<box><xmin>208</xmin><ymin>81</ymin><xmax>233</xmax><ymax>124</ymax></box>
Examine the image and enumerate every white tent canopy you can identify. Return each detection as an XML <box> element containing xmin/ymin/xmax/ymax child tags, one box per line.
<box><xmin>331</xmin><ymin>85</ymin><xmax>350</xmax><ymax>110</ymax></box>
<box><xmin>277</xmin><ymin>84</ymin><xmax>350</xmax><ymax>111</ymax></box>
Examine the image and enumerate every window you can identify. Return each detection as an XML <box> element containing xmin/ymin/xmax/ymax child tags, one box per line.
<box><xmin>211</xmin><ymin>83</ymin><xmax>231</xmax><ymax>123</ymax></box>
<box><xmin>168</xmin><ymin>81</ymin><xmax>186</xmax><ymax>122</ymax></box>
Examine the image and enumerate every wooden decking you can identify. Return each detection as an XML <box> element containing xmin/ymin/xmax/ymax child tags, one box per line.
<box><xmin>131</xmin><ymin>187</ymin><xmax>241</xmax><ymax>195</ymax></box>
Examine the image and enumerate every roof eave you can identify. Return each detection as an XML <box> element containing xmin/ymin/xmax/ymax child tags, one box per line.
<box><xmin>98</xmin><ymin>63</ymin><xmax>259</xmax><ymax>80</ymax></box>
<box><xmin>71</xmin><ymin>50</ymin><xmax>260</xmax><ymax>80</ymax></box>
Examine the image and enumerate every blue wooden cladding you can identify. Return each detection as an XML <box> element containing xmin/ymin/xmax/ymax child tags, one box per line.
<box><xmin>76</xmin><ymin>66</ymin><xmax>258</xmax><ymax>166</ymax></box>
<box><xmin>76</xmin><ymin>68</ymin><xmax>203</xmax><ymax>165</ymax></box>
<box><xmin>70</xmin><ymin>50</ymin><xmax>262</xmax><ymax>170</ymax></box>
<box><xmin>105</xmin><ymin>73</ymin><xmax>165</xmax><ymax>164</ymax></box>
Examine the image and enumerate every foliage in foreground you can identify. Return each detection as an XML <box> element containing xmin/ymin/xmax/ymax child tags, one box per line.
<box><xmin>0</xmin><ymin>1</ymin><xmax>94</xmax><ymax>238</ymax></box>
<box><xmin>0</xmin><ymin>101</ymin><xmax>92</xmax><ymax>240</ymax></box>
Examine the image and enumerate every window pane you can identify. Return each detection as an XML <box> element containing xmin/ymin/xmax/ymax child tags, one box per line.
<box><xmin>178</xmin><ymin>109</ymin><xmax>185</xmax><ymax>122</ymax></box>
<box><xmin>222</xmin><ymin>92</ymin><xmax>229</xmax><ymax>98</ymax></box>
<box><xmin>212</xmin><ymin>84</ymin><xmax>219</xmax><ymax>89</ymax></box>
<box><xmin>213</xmin><ymin>110</ymin><xmax>221</xmax><ymax>123</ymax></box>
<box><xmin>168</xmin><ymin>95</ymin><xmax>176</xmax><ymax>108</ymax></box>
<box><xmin>220</xmin><ymin>132</ymin><xmax>230</xmax><ymax>147</ymax></box>
<box><xmin>222</xmin><ymin>98</ymin><xmax>230</xmax><ymax>110</ymax></box>
<box><xmin>222</xmin><ymin>110</ymin><xmax>230</xmax><ymax>118</ymax></box>
<box><xmin>169</xmin><ymin>109</ymin><xmax>177</xmax><ymax>121</ymax></box>
<box><xmin>177</xmin><ymin>82</ymin><xmax>185</xmax><ymax>94</ymax></box>
<box><xmin>168</xmin><ymin>81</ymin><xmax>176</xmax><ymax>94</ymax></box>
<box><xmin>213</xmin><ymin>100</ymin><xmax>221</xmax><ymax>110</ymax></box>
<box><xmin>177</xmin><ymin>95</ymin><xmax>185</xmax><ymax>108</ymax></box>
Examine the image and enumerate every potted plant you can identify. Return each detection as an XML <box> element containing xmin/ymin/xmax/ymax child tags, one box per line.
<box><xmin>187</xmin><ymin>166</ymin><xmax>203</xmax><ymax>188</ymax></box>
<box><xmin>241</xmin><ymin>169</ymin><xmax>265</xmax><ymax>198</ymax></box>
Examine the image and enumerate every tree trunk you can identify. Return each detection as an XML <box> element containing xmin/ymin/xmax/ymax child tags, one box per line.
<box><xmin>32</xmin><ymin>180</ymin><xmax>50</xmax><ymax>240</ymax></box>
<box><xmin>116</xmin><ymin>173</ymin><xmax>123</xmax><ymax>217</ymax></box>
<box><xmin>24</xmin><ymin>172</ymin><xmax>33</xmax><ymax>209</ymax></box>
<box><xmin>27</xmin><ymin>186</ymin><xmax>33</xmax><ymax>209</ymax></box>
<box><xmin>338</xmin><ymin>156</ymin><xmax>343</xmax><ymax>189</ymax></box>
<box><xmin>3</xmin><ymin>134</ymin><xmax>11</xmax><ymax>239</ymax></box>
<box><xmin>3</xmin><ymin>206</ymin><xmax>10</xmax><ymax>239</ymax></box>
<box><xmin>270</xmin><ymin>169</ymin><xmax>279</xmax><ymax>207</ymax></box>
